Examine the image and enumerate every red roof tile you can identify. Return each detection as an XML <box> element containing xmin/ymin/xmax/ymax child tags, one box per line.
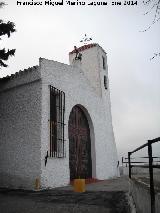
<box><xmin>69</xmin><ymin>43</ymin><xmax>97</xmax><ymax>54</ymax></box>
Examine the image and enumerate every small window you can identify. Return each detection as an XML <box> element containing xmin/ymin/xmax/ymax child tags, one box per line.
<box><xmin>102</xmin><ymin>56</ymin><xmax>106</xmax><ymax>70</ymax></box>
<box><xmin>50</xmin><ymin>86</ymin><xmax>65</xmax><ymax>158</ymax></box>
<box><xmin>104</xmin><ymin>75</ymin><xmax>107</xmax><ymax>89</ymax></box>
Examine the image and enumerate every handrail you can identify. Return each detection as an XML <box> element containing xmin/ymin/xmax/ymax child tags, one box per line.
<box><xmin>130</xmin><ymin>142</ymin><xmax>148</xmax><ymax>154</ymax></box>
<box><xmin>127</xmin><ymin>137</ymin><xmax>160</xmax><ymax>213</ymax></box>
<box><xmin>129</xmin><ymin>137</ymin><xmax>160</xmax><ymax>155</ymax></box>
<box><xmin>148</xmin><ymin>137</ymin><xmax>160</xmax><ymax>143</ymax></box>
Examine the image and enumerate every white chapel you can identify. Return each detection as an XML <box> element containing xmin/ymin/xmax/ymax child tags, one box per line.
<box><xmin>0</xmin><ymin>43</ymin><xmax>119</xmax><ymax>189</ymax></box>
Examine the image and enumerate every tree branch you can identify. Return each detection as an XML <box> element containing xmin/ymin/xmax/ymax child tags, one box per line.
<box><xmin>0</xmin><ymin>48</ymin><xmax>16</xmax><ymax>67</ymax></box>
<box><xmin>142</xmin><ymin>0</ymin><xmax>160</xmax><ymax>31</ymax></box>
<box><xmin>150</xmin><ymin>52</ymin><xmax>160</xmax><ymax>60</ymax></box>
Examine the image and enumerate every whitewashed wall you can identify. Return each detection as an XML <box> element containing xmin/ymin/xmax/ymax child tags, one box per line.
<box><xmin>40</xmin><ymin>55</ymin><xmax>119</xmax><ymax>189</ymax></box>
<box><xmin>0</xmin><ymin>68</ymin><xmax>42</xmax><ymax>189</ymax></box>
<box><xmin>69</xmin><ymin>45</ymin><xmax>103</xmax><ymax>96</ymax></box>
<box><xmin>0</xmin><ymin>44</ymin><xmax>119</xmax><ymax>190</ymax></box>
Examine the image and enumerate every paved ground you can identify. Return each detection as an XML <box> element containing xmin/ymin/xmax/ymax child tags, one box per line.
<box><xmin>0</xmin><ymin>176</ymin><xmax>130</xmax><ymax>213</ymax></box>
<box><xmin>58</xmin><ymin>176</ymin><xmax>129</xmax><ymax>192</ymax></box>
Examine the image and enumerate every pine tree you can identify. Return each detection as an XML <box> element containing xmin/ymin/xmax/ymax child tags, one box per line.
<box><xmin>0</xmin><ymin>1</ymin><xmax>16</xmax><ymax>68</ymax></box>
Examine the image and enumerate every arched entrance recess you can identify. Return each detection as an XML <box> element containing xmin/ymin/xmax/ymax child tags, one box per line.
<box><xmin>68</xmin><ymin>105</ymin><xmax>92</xmax><ymax>180</ymax></box>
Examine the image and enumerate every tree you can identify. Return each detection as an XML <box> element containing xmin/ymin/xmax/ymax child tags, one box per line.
<box><xmin>143</xmin><ymin>0</ymin><xmax>160</xmax><ymax>31</ymax></box>
<box><xmin>0</xmin><ymin>1</ymin><xmax>16</xmax><ymax>68</ymax></box>
<box><xmin>142</xmin><ymin>0</ymin><xmax>160</xmax><ymax>60</ymax></box>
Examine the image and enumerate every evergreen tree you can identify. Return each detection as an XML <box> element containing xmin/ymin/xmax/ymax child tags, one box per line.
<box><xmin>0</xmin><ymin>1</ymin><xmax>16</xmax><ymax>68</ymax></box>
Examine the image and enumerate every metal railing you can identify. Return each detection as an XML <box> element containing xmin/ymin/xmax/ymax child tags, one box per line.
<box><xmin>125</xmin><ymin>137</ymin><xmax>160</xmax><ymax>213</ymax></box>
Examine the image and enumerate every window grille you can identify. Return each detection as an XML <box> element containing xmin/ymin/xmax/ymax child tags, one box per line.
<box><xmin>50</xmin><ymin>85</ymin><xmax>65</xmax><ymax>158</ymax></box>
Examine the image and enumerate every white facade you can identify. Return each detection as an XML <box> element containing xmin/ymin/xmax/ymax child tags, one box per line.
<box><xmin>0</xmin><ymin>43</ymin><xmax>119</xmax><ymax>190</ymax></box>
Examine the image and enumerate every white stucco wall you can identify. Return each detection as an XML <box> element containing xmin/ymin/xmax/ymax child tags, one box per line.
<box><xmin>40</xmin><ymin>55</ymin><xmax>119</xmax><ymax>189</ymax></box>
<box><xmin>69</xmin><ymin>45</ymin><xmax>102</xmax><ymax>96</ymax></box>
<box><xmin>0</xmin><ymin>68</ymin><xmax>42</xmax><ymax>190</ymax></box>
<box><xmin>0</xmin><ymin>44</ymin><xmax>119</xmax><ymax>190</ymax></box>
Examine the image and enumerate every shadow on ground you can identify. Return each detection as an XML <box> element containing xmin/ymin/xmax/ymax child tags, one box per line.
<box><xmin>0</xmin><ymin>190</ymin><xmax>129</xmax><ymax>213</ymax></box>
<box><xmin>0</xmin><ymin>177</ymin><xmax>130</xmax><ymax>213</ymax></box>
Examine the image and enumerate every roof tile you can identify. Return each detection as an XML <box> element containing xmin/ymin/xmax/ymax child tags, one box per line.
<box><xmin>69</xmin><ymin>43</ymin><xmax>97</xmax><ymax>54</ymax></box>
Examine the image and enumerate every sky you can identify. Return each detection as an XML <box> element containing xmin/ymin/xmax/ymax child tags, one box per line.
<box><xmin>1</xmin><ymin>0</ymin><xmax>160</xmax><ymax>162</ymax></box>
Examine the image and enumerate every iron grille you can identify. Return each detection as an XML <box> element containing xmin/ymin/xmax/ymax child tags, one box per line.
<box><xmin>50</xmin><ymin>85</ymin><xmax>65</xmax><ymax>158</ymax></box>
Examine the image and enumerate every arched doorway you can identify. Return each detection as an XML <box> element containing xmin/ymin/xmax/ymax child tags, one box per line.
<box><xmin>68</xmin><ymin>105</ymin><xmax>92</xmax><ymax>180</ymax></box>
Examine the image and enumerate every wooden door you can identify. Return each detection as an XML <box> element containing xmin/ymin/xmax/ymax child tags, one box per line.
<box><xmin>68</xmin><ymin>106</ymin><xmax>92</xmax><ymax>180</ymax></box>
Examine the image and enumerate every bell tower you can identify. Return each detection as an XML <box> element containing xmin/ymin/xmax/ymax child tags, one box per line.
<box><xmin>69</xmin><ymin>43</ymin><xmax>108</xmax><ymax>97</ymax></box>
<box><xmin>69</xmin><ymin>43</ymin><xmax>118</xmax><ymax>178</ymax></box>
